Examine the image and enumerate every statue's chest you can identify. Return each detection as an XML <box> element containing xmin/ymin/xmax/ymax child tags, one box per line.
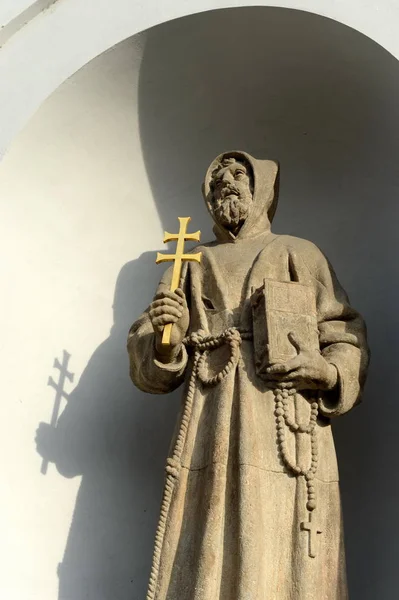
<box><xmin>201</xmin><ymin>239</ymin><xmax>268</xmax><ymax>310</ymax></box>
<box><xmin>204</xmin><ymin>244</ymin><xmax>260</xmax><ymax>309</ymax></box>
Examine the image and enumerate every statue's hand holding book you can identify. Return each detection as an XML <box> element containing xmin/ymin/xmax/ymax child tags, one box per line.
<box><xmin>265</xmin><ymin>331</ymin><xmax>338</xmax><ymax>391</ymax></box>
<box><xmin>251</xmin><ymin>278</ymin><xmax>337</xmax><ymax>391</ymax></box>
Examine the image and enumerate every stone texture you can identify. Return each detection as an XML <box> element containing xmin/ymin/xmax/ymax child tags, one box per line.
<box><xmin>128</xmin><ymin>151</ymin><xmax>369</xmax><ymax>599</ymax></box>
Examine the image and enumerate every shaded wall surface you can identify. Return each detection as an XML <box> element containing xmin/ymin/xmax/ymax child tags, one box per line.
<box><xmin>1</xmin><ymin>7</ymin><xmax>399</xmax><ymax>600</ymax></box>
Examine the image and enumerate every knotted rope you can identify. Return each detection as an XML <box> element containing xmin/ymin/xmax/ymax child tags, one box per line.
<box><xmin>146</xmin><ymin>327</ymin><xmax>250</xmax><ymax>600</ymax></box>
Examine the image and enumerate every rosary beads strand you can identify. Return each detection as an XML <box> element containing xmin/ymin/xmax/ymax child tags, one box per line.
<box><xmin>274</xmin><ymin>387</ymin><xmax>319</xmax><ymax>513</ymax></box>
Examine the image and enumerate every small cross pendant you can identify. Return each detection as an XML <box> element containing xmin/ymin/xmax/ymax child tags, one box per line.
<box><xmin>301</xmin><ymin>513</ymin><xmax>322</xmax><ymax>558</ymax></box>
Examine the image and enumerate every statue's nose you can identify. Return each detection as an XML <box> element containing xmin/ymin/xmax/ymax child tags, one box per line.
<box><xmin>222</xmin><ymin>171</ymin><xmax>233</xmax><ymax>183</ymax></box>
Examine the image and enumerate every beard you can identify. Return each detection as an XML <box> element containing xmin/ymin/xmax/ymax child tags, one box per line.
<box><xmin>213</xmin><ymin>193</ymin><xmax>252</xmax><ymax>231</ymax></box>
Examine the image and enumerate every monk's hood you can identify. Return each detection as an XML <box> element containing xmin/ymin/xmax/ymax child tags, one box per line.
<box><xmin>203</xmin><ymin>151</ymin><xmax>279</xmax><ymax>242</ymax></box>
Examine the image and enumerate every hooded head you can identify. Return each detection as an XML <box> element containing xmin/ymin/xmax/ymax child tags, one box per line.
<box><xmin>203</xmin><ymin>151</ymin><xmax>279</xmax><ymax>242</ymax></box>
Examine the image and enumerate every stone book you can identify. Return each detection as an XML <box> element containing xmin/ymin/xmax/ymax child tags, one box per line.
<box><xmin>251</xmin><ymin>278</ymin><xmax>319</xmax><ymax>375</ymax></box>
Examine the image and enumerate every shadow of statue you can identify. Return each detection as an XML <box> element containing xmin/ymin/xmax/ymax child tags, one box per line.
<box><xmin>36</xmin><ymin>251</ymin><xmax>181</xmax><ymax>600</ymax></box>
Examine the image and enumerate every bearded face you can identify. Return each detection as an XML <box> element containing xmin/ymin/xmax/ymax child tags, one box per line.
<box><xmin>211</xmin><ymin>159</ymin><xmax>254</xmax><ymax>232</ymax></box>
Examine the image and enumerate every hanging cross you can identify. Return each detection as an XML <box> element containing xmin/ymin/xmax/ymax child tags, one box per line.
<box><xmin>41</xmin><ymin>349</ymin><xmax>74</xmax><ymax>475</ymax></box>
<box><xmin>156</xmin><ymin>216</ymin><xmax>201</xmax><ymax>345</ymax></box>
<box><xmin>301</xmin><ymin>512</ymin><xmax>322</xmax><ymax>558</ymax></box>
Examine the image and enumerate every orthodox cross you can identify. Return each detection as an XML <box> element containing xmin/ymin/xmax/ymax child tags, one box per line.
<box><xmin>156</xmin><ymin>216</ymin><xmax>201</xmax><ymax>345</ymax></box>
<box><xmin>301</xmin><ymin>512</ymin><xmax>322</xmax><ymax>558</ymax></box>
<box><xmin>41</xmin><ymin>349</ymin><xmax>74</xmax><ymax>475</ymax></box>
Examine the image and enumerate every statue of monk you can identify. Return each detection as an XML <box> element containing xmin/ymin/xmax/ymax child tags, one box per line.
<box><xmin>128</xmin><ymin>151</ymin><xmax>369</xmax><ymax>600</ymax></box>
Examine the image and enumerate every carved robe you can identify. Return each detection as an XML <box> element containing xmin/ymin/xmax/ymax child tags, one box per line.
<box><xmin>128</xmin><ymin>152</ymin><xmax>369</xmax><ymax>600</ymax></box>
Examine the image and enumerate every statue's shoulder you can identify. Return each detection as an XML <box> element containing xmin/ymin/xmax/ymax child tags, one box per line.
<box><xmin>192</xmin><ymin>239</ymin><xmax>219</xmax><ymax>254</ymax></box>
<box><xmin>272</xmin><ymin>234</ymin><xmax>324</xmax><ymax>259</ymax></box>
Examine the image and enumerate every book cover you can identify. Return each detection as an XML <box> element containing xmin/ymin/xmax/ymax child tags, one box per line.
<box><xmin>251</xmin><ymin>279</ymin><xmax>319</xmax><ymax>376</ymax></box>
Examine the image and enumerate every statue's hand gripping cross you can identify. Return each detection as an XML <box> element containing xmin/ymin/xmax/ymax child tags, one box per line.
<box><xmin>156</xmin><ymin>217</ymin><xmax>202</xmax><ymax>345</ymax></box>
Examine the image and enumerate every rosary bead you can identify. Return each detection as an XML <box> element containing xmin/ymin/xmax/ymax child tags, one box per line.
<box><xmin>272</xmin><ymin>383</ymin><xmax>320</xmax><ymax>519</ymax></box>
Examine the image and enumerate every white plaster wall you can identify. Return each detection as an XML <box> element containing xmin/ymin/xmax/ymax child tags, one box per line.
<box><xmin>1</xmin><ymin>6</ymin><xmax>399</xmax><ymax>600</ymax></box>
<box><xmin>0</xmin><ymin>35</ymin><xmax>167</xmax><ymax>600</ymax></box>
<box><xmin>0</xmin><ymin>0</ymin><xmax>36</xmax><ymax>26</ymax></box>
<box><xmin>1</xmin><ymin>0</ymin><xmax>399</xmax><ymax>162</ymax></box>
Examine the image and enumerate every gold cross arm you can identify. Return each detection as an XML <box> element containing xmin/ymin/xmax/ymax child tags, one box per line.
<box><xmin>163</xmin><ymin>230</ymin><xmax>201</xmax><ymax>243</ymax></box>
<box><xmin>156</xmin><ymin>252</ymin><xmax>202</xmax><ymax>264</ymax></box>
<box><xmin>155</xmin><ymin>217</ymin><xmax>202</xmax><ymax>345</ymax></box>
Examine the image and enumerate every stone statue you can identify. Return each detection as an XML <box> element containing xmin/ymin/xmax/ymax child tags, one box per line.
<box><xmin>128</xmin><ymin>151</ymin><xmax>369</xmax><ymax>599</ymax></box>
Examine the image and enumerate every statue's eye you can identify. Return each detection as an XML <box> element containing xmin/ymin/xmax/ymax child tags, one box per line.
<box><xmin>235</xmin><ymin>171</ymin><xmax>245</xmax><ymax>179</ymax></box>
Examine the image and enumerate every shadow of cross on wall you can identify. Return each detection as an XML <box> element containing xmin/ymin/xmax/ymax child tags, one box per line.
<box><xmin>39</xmin><ymin>350</ymin><xmax>74</xmax><ymax>475</ymax></box>
<box><xmin>35</xmin><ymin>251</ymin><xmax>182</xmax><ymax>600</ymax></box>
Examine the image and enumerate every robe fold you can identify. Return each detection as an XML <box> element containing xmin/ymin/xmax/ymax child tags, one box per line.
<box><xmin>128</xmin><ymin>151</ymin><xmax>369</xmax><ymax>599</ymax></box>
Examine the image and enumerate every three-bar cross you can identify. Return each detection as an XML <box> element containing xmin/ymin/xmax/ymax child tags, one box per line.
<box><xmin>41</xmin><ymin>350</ymin><xmax>74</xmax><ymax>475</ymax></box>
<box><xmin>156</xmin><ymin>217</ymin><xmax>201</xmax><ymax>345</ymax></box>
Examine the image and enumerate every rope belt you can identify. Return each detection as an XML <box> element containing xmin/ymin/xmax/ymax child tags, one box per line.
<box><xmin>184</xmin><ymin>326</ymin><xmax>252</xmax><ymax>386</ymax></box>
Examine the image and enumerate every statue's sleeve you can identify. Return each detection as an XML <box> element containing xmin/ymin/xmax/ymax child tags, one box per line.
<box><xmin>295</xmin><ymin>243</ymin><xmax>369</xmax><ymax>417</ymax></box>
<box><xmin>127</xmin><ymin>267</ymin><xmax>188</xmax><ymax>395</ymax></box>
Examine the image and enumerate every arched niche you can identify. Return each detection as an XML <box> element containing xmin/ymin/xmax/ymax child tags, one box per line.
<box><xmin>0</xmin><ymin>0</ymin><xmax>399</xmax><ymax>156</ymax></box>
<box><xmin>0</xmin><ymin>7</ymin><xmax>398</xmax><ymax>600</ymax></box>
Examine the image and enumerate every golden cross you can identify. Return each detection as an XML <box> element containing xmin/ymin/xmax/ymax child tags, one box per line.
<box><xmin>156</xmin><ymin>217</ymin><xmax>201</xmax><ymax>345</ymax></box>
<box><xmin>301</xmin><ymin>512</ymin><xmax>322</xmax><ymax>558</ymax></box>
